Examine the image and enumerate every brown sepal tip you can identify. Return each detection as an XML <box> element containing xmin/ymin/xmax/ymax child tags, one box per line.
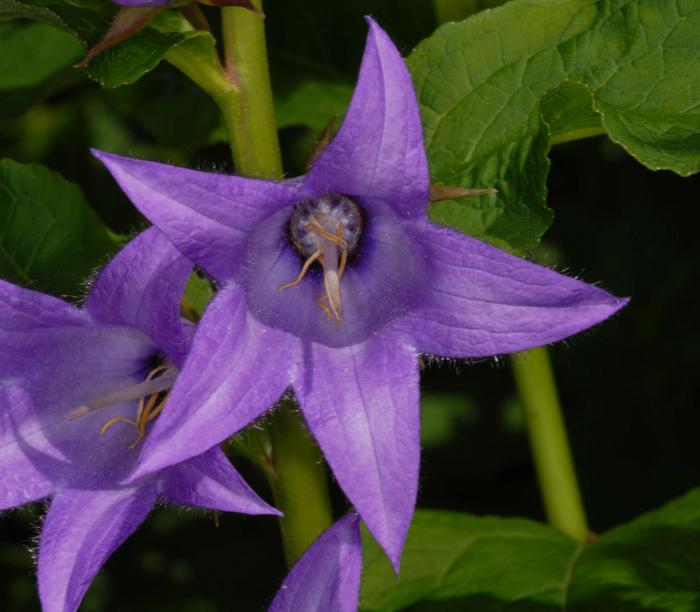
<box><xmin>430</xmin><ymin>184</ymin><xmax>498</xmax><ymax>203</ymax></box>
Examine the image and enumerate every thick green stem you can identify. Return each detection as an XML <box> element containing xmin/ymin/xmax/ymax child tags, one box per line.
<box><xmin>220</xmin><ymin>1</ymin><xmax>282</xmax><ymax>178</ymax></box>
<box><xmin>212</xmin><ymin>0</ymin><xmax>331</xmax><ymax>566</ymax></box>
<box><xmin>168</xmin><ymin>0</ymin><xmax>332</xmax><ymax>565</ymax></box>
<box><xmin>511</xmin><ymin>347</ymin><xmax>589</xmax><ymax>542</ymax></box>
<box><xmin>266</xmin><ymin>405</ymin><xmax>333</xmax><ymax>565</ymax></box>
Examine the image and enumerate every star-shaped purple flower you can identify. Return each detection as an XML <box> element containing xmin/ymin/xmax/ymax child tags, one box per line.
<box><xmin>94</xmin><ymin>19</ymin><xmax>627</xmax><ymax>569</ymax></box>
<box><xmin>0</xmin><ymin>228</ymin><xmax>277</xmax><ymax>612</ymax></box>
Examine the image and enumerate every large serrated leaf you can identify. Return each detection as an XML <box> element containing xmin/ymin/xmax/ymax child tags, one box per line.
<box><xmin>569</xmin><ymin>488</ymin><xmax>700</xmax><ymax>612</ymax></box>
<box><xmin>0</xmin><ymin>159</ymin><xmax>121</xmax><ymax>296</ymax></box>
<box><xmin>360</xmin><ymin>510</ymin><xmax>576</xmax><ymax>611</ymax></box>
<box><xmin>409</xmin><ymin>0</ymin><xmax>700</xmax><ymax>250</ymax></box>
<box><xmin>361</xmin><ymin>488</ymin><xmax>700</xmax><ymax>611</ymax></box>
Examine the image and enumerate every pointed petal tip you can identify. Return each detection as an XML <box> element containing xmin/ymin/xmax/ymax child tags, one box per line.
<box><xmin>248</xmin><ymin>500</ymin><xmax>283</xmax><ymax>518</ymax></box>
<box><xmin>598</xmin><ymin>292</ymin><xmax>630</xmax><ymax>320</ymax></box>
<box><xmin>91</xmin><ymin>148</ymin><xmax>125</xmax><ymax>166</ymax></box>
<box><xmin>90</xmin><ymin>147</ymin><xmax>107</xmax><ymax>160</ymax></box>
<box><xmin>383</xmin><ymin>532</ymin><xmax>404</xmax><ymax>575</ymax></box>
<box><xmin>363</xmin><ymin>15</ymin><xmax>389</xmax><ymax>40</ymax></box>
<box><xmin>362</xmin><ymin>517</ymin><xmax>406</xmax><ymax>575</ymax></box>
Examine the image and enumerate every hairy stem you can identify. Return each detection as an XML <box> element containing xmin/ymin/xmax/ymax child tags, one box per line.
<box><xmin>217</xmin><ymin>0</ymin><xmax>332</xmax><ymax>566</ymax></box>
<box><xmin>512</xmin><ymin>347</ymin><xmax>589</xmax><ymax>542</ymax></box>
<box><xmin>220</xmin><ymin>1</ymin><xmax>283</xmax><ymax>178</ymax></box>
<box><xmin>266</xmin><ymin>405</ymin><xmax>333</xmax><ymax>565</ymax></box>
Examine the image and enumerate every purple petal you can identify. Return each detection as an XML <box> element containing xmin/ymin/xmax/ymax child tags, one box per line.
<box><xmin>403</xmin><ymin>222</ymin><xmax>629</xmax><ymax>357</ymax></box>
<box><xmin>129</xmin><ymin>285</ymin><xmax>297</xmax><ymax>481</ymax></box>
<box><xmin>0</xmin><ymin>324</ymin><xmax>155</xmax><ymax>490</ymax></box>
<box><xmin>86</xmin><ymin>227</ymin><xmax>193</xmax><ymax>366</ymax></box>
<box><xmin>0</xmin><ymin>436</ymin><xmax>53</xmax><ymax>510</ymax></box>
<box><xmin>295</xmin><ymin>334</ymin><xmax>419</xmax><ymax>570</ymax></box>
<box><xmin>270</xmin><ymin>513</ymin><xmax>362</xmax><ymax>612</ymax></box>
<box><xmin>92</xmin><ymin>150</ymin><xmax>308</xmax><ymax>284</ymax></box>
<box><xmin>306</xmin><ymin>18</ymin><xmax>429</xmax><ymax>218</ymax></box>
<box><xmin>38</xmin><ymin>485</ymin><xmax>156</xmax><ymax>612</ymax></box>
<box><xmin>162</xmin><ymin>447</ymin><xmax>279</xmax><ymax>515</ymax></box>
<box><xmin>0</xmin><ymin>279</ymin><xmax>87</xmax><ymax>339</ymax></box>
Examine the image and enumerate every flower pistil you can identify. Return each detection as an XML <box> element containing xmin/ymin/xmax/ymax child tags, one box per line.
<box><xmin>280</xmin><ymin>194</ymin><xmax>362</xmax><ymax>323</ymax></box>
<box><xmin>69</xmin><ymin>364</ymin><xmax>178</xmax><ymax>448</ymax></box>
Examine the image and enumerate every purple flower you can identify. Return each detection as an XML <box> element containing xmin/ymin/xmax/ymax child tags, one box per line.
<box><xmin>0</xmin><ymin>228</ymin><xmax>278</xmax><ymax>612</ymax></box>
<box><xmin>94</xmin><ymin>19</ymin><xmax>627</xmax><ymax>569</ymax></box>
<box><xmin>270</xmin><ymin>514</ymin><xmax>362</xmax><ymax>612</ymax></box>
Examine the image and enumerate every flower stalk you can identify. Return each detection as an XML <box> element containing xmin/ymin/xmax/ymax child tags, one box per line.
<box><xmin>267</xmin><ymin>405</ymin><xmax>333</xmax><ymax>565</ymax></box>
<box><xmin>220</xmin><ymin>1</ymin><xmax>283</xmax><ymax>178</ymax></box>
<box><xmin>511</xmin><ymin>346</ymin><xmax>589</xmax><ymax>542</ymax></box>
<box><xmin>217</xmin><ymin>0</ymin><xmax>331</xmax><ymax>564</ymax></box>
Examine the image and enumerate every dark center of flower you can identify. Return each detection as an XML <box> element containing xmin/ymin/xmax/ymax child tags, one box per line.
<box><xmin>68</xmin><ymin>362</ymin><xmax>178</xmax><ymax>449</ymax></box>
<box><xmin>281</xmin><ymin>193</ymin><xmax>363</xmax><ymax>323</ymax></box>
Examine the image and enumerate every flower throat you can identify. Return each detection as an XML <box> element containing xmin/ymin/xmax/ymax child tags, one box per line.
<box><xmin>281</xmin><ymin>194</ymin><xmax>362</xmax><ymax>323</ymax></box>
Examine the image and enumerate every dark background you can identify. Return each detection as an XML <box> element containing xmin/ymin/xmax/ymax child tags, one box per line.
<box><xmin>1</xmin><ymin>1</ymin><xmax>698</xmax><ymax>609</ymax></box>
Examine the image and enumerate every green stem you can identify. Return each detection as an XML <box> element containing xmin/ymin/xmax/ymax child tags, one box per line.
<box><xmin>511</xmin><ymin>347</ymin><xmax>589</xmax><ymax>542</ymax></box>
<box><xmin>266</xmin><ymin>405</ymin><xmax>333</xmax><ymax>565</ymax></box>
<box><xmin>220</xmin><ymin>1</ymin><xmax>283</xmax><ymax>178</ymax></box>
<box><xmin>180</xmin><ymin>0</ymin><xmax>329</xmax><ymax>566</ymax></box>
<box><xmin>549</xmin><ymin>125</ymin><xmax>607</xmax><ymax>146</ymax></box>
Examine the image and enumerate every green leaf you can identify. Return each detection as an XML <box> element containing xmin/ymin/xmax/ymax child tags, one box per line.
<box><xmin>569</xmin><ymin>488</ymin><xmax>700</xmax><ymax>611</ymax></box>
<box><xmin>541</xmin><ymin>81</ymin><xmax>604</xmax><ymax>145</ymax></box>
<box><xmin>0</xmin><ymin>0</ymin><xmax>114</xmax><ymax>43</ymax></box>
<box><xmin>361</xmin><ymin>488</ymin><xmax>700</xmax><ymax>611</ymax></box>
<box><xmin>0</xmin><ymin>1</ymin><xmax>213</xmax><ymax>88</ymax></box>
<box><xmin>0</xmin><ymin>21</ymin><xmax>83</xmax><ymax>90</ymax></box>
<box><xmin>409</xmin><ymin>0</ymin><xmax>700</xmax><ymax>250</ymax></box>
<box><xmin>275</xmin><ymin>79</ymin><xmax>353</xmax><ymax>131</ymax></box>
<box><xmin>361</xmin><ymin>510</ymin><xmax>576</xmax><ymax>611</ymax></box>
<box><xmin>0</xmin><ymin>159</ymin><xmax>121</xmax><ymax>296</ymax></box>
<box><xmin>183</xmin><ymin>271</ymin><xmax>215</xmax><ymax>316</ymax></box>
<box><xmin>85</xmin><ymin>27</ymin><xmax>208</xmax><ymax>89</ymax></box>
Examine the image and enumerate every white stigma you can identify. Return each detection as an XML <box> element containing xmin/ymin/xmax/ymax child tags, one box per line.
<box><xmin>68</xmin><ymin>367</ymin><xmax>178</xmax><ymax>420</ymax></box>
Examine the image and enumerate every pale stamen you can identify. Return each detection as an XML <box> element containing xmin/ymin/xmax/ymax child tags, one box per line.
<box><xmin>284</xmin><ymin>195</ymin><xmax>361</xmax><ymax>324</ymax></box>
<box><xmin>69</xmin><ymin>365</ymin><xmax>177</xmax><ymax>449</ymax></box>
<box><xmin>280</xmin><ymin>215</ymin><xmax>349</xmax><ymax>322</ymax></box>
<box><xmin>68</xmin><ymin>367</ymin><xmax>178</xmax><ymax>420</ymax></box>
<box><xmin>320</xmin><ymin>243</ymin><xmax>343</xmax><ymax>323</ymax></box>
<box><xmin>279</xmin><ymin>248</ymin><xmax>322</xmax><ymax>291</ymax></box>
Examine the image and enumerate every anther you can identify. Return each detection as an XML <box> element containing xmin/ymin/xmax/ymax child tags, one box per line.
<box><xmin>68</xmin><ymin>367</ymin><xmax>178</xmax><ymax>420</ymax></box>
<box><xmin>69</xmin><ymin>364</ymin><xmax>177</xmax><ymax>449</ymax></box>
<box><xmin>281</xmin><ymin>194</ymin><xmax>362</xmax><ymax>323</ymax></box>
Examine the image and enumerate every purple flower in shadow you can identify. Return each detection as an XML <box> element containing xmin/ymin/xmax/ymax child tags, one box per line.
<box><xmin>270</xmin><ymin>513</ymin><xmax>362</xmax><ymax>612</ymax></box>
<box><xmin>94</xmin><ymin>19</ymin><xmax>627</xmax><ymax>570</ymax></box>
<box><xmin>0</xmin><ymin>228</ymin><xmax>277</xmax><ymax>612</ymax></box>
